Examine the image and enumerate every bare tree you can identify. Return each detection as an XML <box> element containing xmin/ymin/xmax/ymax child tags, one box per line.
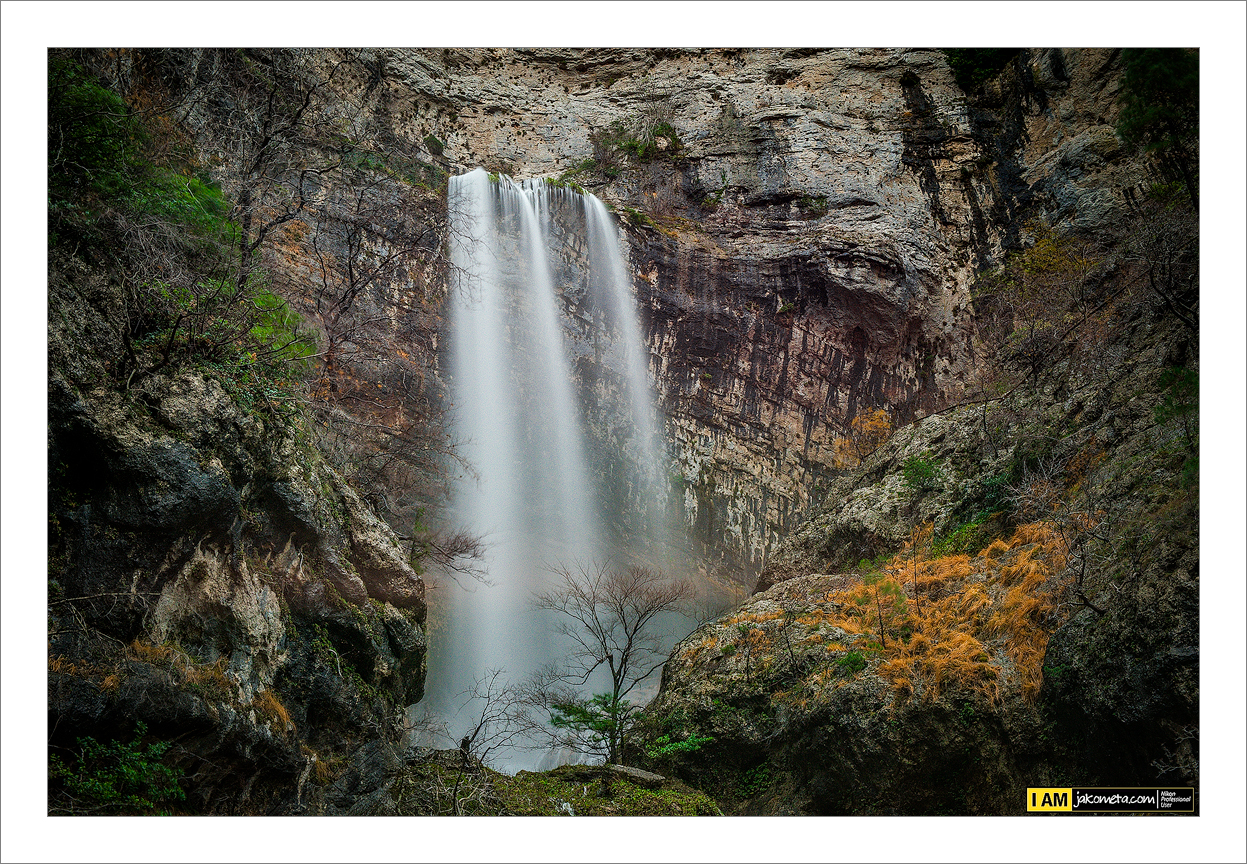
<box><xmin>528</xmin><ymin>563</ymin><xmax>693</xmax><ymax>764</ymax></box>
<box><xmin>1116</xmin><ymin>198</ymin><xmax>1198</xmax><ymax>333</ymax></box>
<box><xmin>1007</xmin><ymin>453</ymin><xmax>1116</xmax><ymax>617</ymax></box>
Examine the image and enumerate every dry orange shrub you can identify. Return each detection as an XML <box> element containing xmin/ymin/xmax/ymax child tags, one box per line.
<box><xmin>128</xmin><ymin>638</ymin><xmax>234</xmax><ymax>699</ymax></box>
<box><xmin>49</xmin><ymin>655</ymin><xmax>87</xmax><ymax>676</ymax></box>
<box><xmin>691</xmin><ymin>521</ymin><xmax>1073</xmax><ymax>706</ymax></box>
<box><xmin>740</xmin><ymin>626</ymin><xmax>771</xmax><ymax>653</ymax></box>
<box><xmin>185</xmin><ymin>658</ymin><xmax>231</xmax><ymax>695</ymax></box>
<box><xmin>725</xmin><ymin>608</ymin><xmax>786</xmax><ymax>626</ymax></box>
<box><xmin>984</xmin><ymin>523</ymin><xmax>1071</xmax><ymax>700</ymax></box>
<box><xmin>980</xmin><ymin>538</ymin><xmax>1011</xmax><ymax>559</ymax></box>
<box><xmin>789</xmin><ymin>520</ymin><xmax>1073</xmax><ymax>705</ymax></box>
<box><xmin>680</xmin><ymin>633</ymin><xmax>720</xmax><ymax>662</ymax></box>
<box><xmin>832</xmin><ymin>408</ymin><xmax>893</xmax><ymax>468</ymax></box>
<box><xmin>50</xmin><ymin>653</ymin><xmax>122</xmax><ymax>691</ymax></box>
<box><xmin>128</xmin><ymin>638</ymin><xmax>183</xmax><ymax>666</ymax></box>
<box><xmin>255</xmin><ymin>689</ymin><xmax>295</xmax><ymax>733</ymax></box>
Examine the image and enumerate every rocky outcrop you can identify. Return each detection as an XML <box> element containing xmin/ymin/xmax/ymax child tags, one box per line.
<box><xmin>637</xmin><ymin>278</ymin><xmax>1199</xmax><ymax>813</ymax></box>
<box><xmin>48</xmin><ymin>249</ymin><xmax>426</xmax><ymax>813</ymax></box>
<box><xmin>46</xmin><ymin>47</ymin><xmax>1193</xmax><ymax>817</ymax></box>
<box><xmin>637</xmin><ymin>573</ymin><xmax>1046</xmax><ymax>814</ymax></box>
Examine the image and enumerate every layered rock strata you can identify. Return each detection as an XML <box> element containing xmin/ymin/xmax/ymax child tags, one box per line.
<box><xmin>357</xmin><ymin>47</ymin><xmax>1149</xmax><ymax>575</ymax></box>
<box><xmin>638</xmin><ymin>288</ymin><xmax>1198</xmax><ymax>813</ymax></box>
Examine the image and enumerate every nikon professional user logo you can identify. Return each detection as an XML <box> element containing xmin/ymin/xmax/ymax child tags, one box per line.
<box><xmin>1027</xmin><ymin>787</ymin><xmax>1195</xmax><ymax>813</ymax></box>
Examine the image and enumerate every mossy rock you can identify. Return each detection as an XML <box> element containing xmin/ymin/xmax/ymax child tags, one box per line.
<box><xmin>491</xmin><ymin>764</ymin><xmax>721</xmax><ymax>815</ymax></box>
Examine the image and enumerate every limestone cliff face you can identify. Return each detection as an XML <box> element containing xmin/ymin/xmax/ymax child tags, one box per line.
<box><xmin>142</xmin><ymin>47</ymin><xmax>1142</xmax><ymax>579</ymax></box>
<box><xmin>354</xmin><ymin>47</ymin><xmax>1148</xmax><ymax>575</ymax></box>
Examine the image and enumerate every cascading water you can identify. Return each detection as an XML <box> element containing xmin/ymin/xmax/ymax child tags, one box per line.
<box><xmin>582</xmin><ymin>194</ymin><xmax>671</xmax><ymax>539</ymax></box>
<box><xmin>416</xmin><ymin>169</ymin><xmax>677</xmax><ymax>771</ymax></box>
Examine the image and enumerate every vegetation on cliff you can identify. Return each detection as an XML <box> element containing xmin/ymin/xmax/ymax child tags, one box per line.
<box><xmin>40</xmin><ymin>45</ymin><xmax>1208</xmax><ymax>825</ymax></box>
<box><xmin>636</xmin><ymin>257</ymin><xmax>1199</xmax><ymax>812</ymax></box>
<box><xmin>631</xmin><ymin>51</ymin><xmax>1201</xmax><ymax>815</ymax></box>
<box><xmin>46</xmin><ymin>50</ymin><xmax>454</xmax><ymax>815</ymax></box>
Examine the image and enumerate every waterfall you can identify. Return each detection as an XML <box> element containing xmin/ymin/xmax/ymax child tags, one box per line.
<box><xmin>583</xmin><ymin>194</ymin><xmax>669</xmax><ymax>524</ymax></box>
<box><xmin>416</xmin><ymin>168</ymin><xmax>674</xmax><ymax>771</ymax></box>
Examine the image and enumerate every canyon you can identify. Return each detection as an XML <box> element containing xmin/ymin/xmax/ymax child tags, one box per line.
<box><xmin>41</xmin><ymin>46</ymin><xmax>1203</xmax><ymax>823</ymax></box>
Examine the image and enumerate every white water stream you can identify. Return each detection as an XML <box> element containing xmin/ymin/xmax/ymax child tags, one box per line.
<box><xmin>414</xmin><ymin>169</ymin><xmax>676</xmax><ymax>771</ymax></box>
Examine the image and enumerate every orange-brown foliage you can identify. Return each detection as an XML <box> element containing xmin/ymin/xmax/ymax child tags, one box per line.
<box><xmin>128</xmin><ymin>638</ymin><xmax>182</xmax><ymax>666</ymax></box>
<box><xmin>128</xmin><ymin>638</ymin><xmax>234</xmax><ymax>699</ymax></box>
<box><xmin>832</xmin><ymin>408</ymin><xmax>894</xmax><ymax>468</ymax></box>
<box><xmin>774</xmin><ymin>520</ymin><xmax>1073</xmax><ymax>706</ymax></box>
<box><xmin>255</xmin><ymin>689</ymin><xmax>295</xmax><ymax>733</ymax></box>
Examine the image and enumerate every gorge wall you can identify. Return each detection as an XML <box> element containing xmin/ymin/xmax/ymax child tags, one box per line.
<box><xmin>46</xmin><ymin>47</ymin><xmax>1180</xmax><ymax>817</ymax></box>
<box><xmin>347</xmin><ymin>47</ymin><xmax>1148</xmax><ymax>577</ymax></box>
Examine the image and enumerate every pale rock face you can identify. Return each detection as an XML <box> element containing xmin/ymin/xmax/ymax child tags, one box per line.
<box><xmin>328</xmin><ymin>47</ymin><xmax>1144</xmax><ymax>577</ymax></box>
<box><xmin>152</xmin><ymin>548</ymin><xmax>285</xmax><ymax>704</ymax></box>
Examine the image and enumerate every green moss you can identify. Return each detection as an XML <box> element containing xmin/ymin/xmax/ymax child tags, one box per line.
<box><xmin>422</xmin><ymin>134</ymin><xmax>445</xmax><ymax>156</ymax></box>
<box><xmin>490</xmin><ymin>764</ymin><xmax>720</xmax><ymax>815</ymax></box>
<box><xmin>930</xmin><ymin>518</ymin><xmax>988</xmax><ymax>556</ymax></box>
<box><xmin>900</xmin><ymin>453</ymin><xmax>942</xmax><ymax>497</ymax></box>
<box><xmin>620</xmin><ymin>206</ymin><xmax>657</xmax><ymax>230</ymax></box>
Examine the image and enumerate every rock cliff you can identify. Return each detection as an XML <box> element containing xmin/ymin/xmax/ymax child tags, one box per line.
<box><xmin>633</xmin><ymin>290</ymin><xmax>1198</xmax><ymax>813</ymax></box>
<box><xmin>48</xmin><ymin>249</ymin><xmax>427</xmax><ymax>813</ymax></box>
<box><xmin>45</xmin><ymin>47</ymin><xmax>1196</xmax><ymax>817</ymax></box>
<box><xmin>101</xmin><ymin>47</ymin><xmax>1149</xmax><ymax>578</ymax></box>
<box><xmin>360</xmin><ymin>47</ymin><xmax>1152</xmax><ymax>575</ymax></box>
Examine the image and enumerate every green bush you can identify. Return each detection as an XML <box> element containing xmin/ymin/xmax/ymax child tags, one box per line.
<box><xmin>645</xmin><ymin>732</ymin><xmax>715</xmax><ymax>760</ymax></box>
<box><xmin>590</xmin><ymin>117</ymin><xmax>682</xmax><ymax>173</ymax></box>
<box><xmin>46</xmin><ymin>60</ymin><xmax>317</xmax><ymax>395</ymax></box>
<box><xmin>248</xmin><ymin>286</ymin><xmax>319</xmax><ymax>365</ymax></box>
<box><xmin>736</xmin><ymin>763</ymin><xmax>771</xmax><ymax>799</ymax></box>
<box><xmin>836</xmin><ymin>650</ymin><xmax>866</xmax><ymax>675</ymax></box>
<box><xmin>1154</xmin><ymin>366</ymin><xmax>1197</xmax><ymax>438</ymax></box>
<box><xmin>550</xmin><ymin>693</ymin><xmax>637</xmax><ymax>764</ymax></box>
<box><xmin>48</xmin><ymin>57</ymin><xmax>144</xmax><ymax>202</ymax></box>
<box><xmin>128</xmin><ymin>172</ymin><xmax>236</xmax><ymax>241</ymax></box>
<box><xmin>49</xmin><ymin>722</ymin><xmax>186</xmax><ymax>814</ymax></box>
<box><xmin>900</xmin><ymin>455</ymin><xmax>941</xmax><ymax>497</ymax></box>
<box><xmin>940</xmin><ymin>49</ymin><xmax>1021</xmax><ymax>93</ymax></box>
